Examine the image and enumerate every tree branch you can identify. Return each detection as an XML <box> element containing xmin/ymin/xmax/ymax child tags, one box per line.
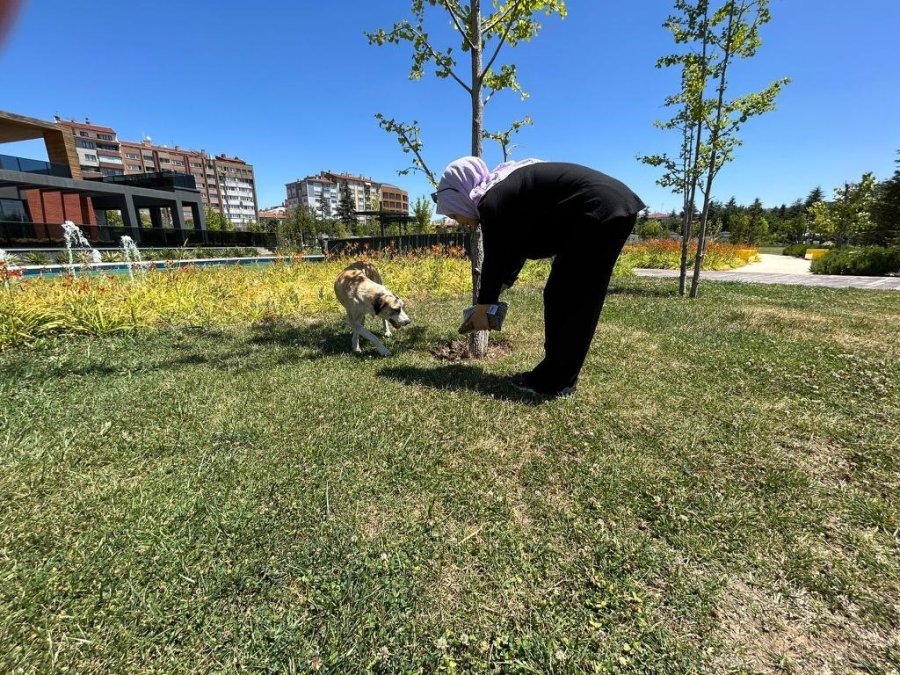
<box><xmin>408</xmin><ymin>23</ymin><xmax>472</xmax><ymax>93</ymax></box>
<box><xmin>440</xmin><ymin>0</ymin><xmax>477</xmax><ymax>51</ymax></box>
<box><xmin>480</xmin><ymin>0</ymin><xmax>526</xmax><ymax>78</ymax></box>
<box><xmin>482</xmin><ymin>0</ymin><xmax>526</xmax><ymax>34</ymax></box>
<box><xmin>375</xmin><ymin>115</ymin><xmax>438</xmax><ymax>186</ymax></box>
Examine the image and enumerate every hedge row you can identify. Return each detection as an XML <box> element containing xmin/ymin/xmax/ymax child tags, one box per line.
<box><xmin>810</xmin><ymin>246</ymin><xmax>900</xmax><ymax>276</ymax></box>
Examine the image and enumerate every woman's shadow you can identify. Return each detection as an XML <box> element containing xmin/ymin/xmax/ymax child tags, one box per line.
<box><xmin>378</xmin><ymin>363</ymin><xmax>548</xmax><ymax>404</ymax></box>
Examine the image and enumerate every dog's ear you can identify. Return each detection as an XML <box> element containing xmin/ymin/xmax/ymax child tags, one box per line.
<box><xmin>372</xmin><ymin>293</ymin><xmax>386</xmax><ymax>315</ymax></box>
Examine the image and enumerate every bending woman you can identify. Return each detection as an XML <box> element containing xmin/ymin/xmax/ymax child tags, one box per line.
<box><xmin>433</xmin><ymin>156</ymin><xmax>646</xmax><ymax>398</ymax></box>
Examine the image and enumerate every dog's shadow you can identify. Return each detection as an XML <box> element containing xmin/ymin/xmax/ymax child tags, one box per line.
<box><xmin>378</xmin><ymin>364</ymin><xmax>547</xmax><ymax>405</ymax></box>
<box><xmin>248</xmin><ymin>318</ymin><xmax>433</xmax><ymax>359</ymax></box>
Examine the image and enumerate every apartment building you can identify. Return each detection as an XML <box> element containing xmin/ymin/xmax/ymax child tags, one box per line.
<box><xmin>284</xmin><ymin>171</ymin><xmax>408</xmax><ymax>221</ymax></box>
<box><xmin>58</xmin><ymin>118</ymin><xmax>122</xmax><ymax>178</ymax></box>
<box><xmin>321</xmin><ymin>171</ymin><xmax>379</xmax><ymax>213</ymax></box>
<box><xmin>286</xmin><ymin>176</ymin><xmax>337</xmax><ymax>215</ymax></box>
<box><xmin>380</xmin><ymin>184</ymin><xmax>409</xmax><ymax>214</ymax></box>
<box><xmin>55</xmin><ymin>117</ymin><xmax>259</xmax><ymax>227</ymax></box>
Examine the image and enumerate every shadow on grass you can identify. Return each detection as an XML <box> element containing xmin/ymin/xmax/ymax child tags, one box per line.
<box><xmin>0</xmin><ymin>320</ymin><xmax>439</xmax><ymax>382</ymax></box>
<box><xmin>378</xmin><ymin>364</ymin><xmax>546</xmax><ymax>405</ymax></box>
<box><xmin>248</xmin><ymin>319</ymin><xmax>434</xmax><ymax>359</ymax></box>
<box><xmin>607</xmin><ymin>282</ymin><xmax>681</xmax><ymax>298</ymax></box>
<box><xmin>247</xmin><ymin>318</ymin><xmax>354</xmax><ymax>356</ymax></box>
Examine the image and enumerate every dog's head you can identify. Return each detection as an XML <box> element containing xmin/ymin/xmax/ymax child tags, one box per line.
<box><xmin>373</xmin><ymin>292</ymin><xmax>411</xmax><ymax>328</ymax></box>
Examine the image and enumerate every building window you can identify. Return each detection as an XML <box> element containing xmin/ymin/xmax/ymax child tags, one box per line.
<box><xmin>127</xmin><ymin>164</ymin><xmax>141</xmax><ymax>171</ymax></box>
<box><xmin>76</xmin><ymin>140</ymin><xmax>96</xmax><ymax>149</ymax></box>
<box><xmin>143</xmin><ymin>155</ymin><xmax>154</xmax><ymax>162</ymax></box>
<box><xmin>159</xmin><ymin>158</ymin><xmax>170</xmax><ymax>164</ymax></box>
<box><xmin>125</xmin><ymin>152</ymin><xmax>139</xmax><ymax>159</ymax></box>
<box><xmin>79</xmin><ymin>131</ymin><xmax>89</xmax><ymax>137</ymax></box>
<box><xmin>0</xmin><ymin>198</ymin><xmax>28</xmax><ymax>222</ymax></box>
<box><xmin>83</xmin><ymin>153</ymin><xmax>98</xmax><ymax>162</ymax></box>
<box><xmin>98</xmin><ymin>133</ymin><xmax>114</xmax><ymax>141</ymax></box>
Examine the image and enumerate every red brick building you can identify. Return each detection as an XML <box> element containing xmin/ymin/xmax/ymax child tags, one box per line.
<box><xmin>55</xmin><ymin>117</ymin><xmax>259</xmax><ymax>227</ymax></box>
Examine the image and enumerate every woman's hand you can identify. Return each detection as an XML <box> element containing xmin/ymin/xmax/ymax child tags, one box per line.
<box><xmin>469</xmin><ymin>304</ymin><xmax>491</xmax><ymax>331</ymax></box>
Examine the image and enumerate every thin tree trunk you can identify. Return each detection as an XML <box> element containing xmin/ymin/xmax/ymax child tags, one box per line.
<box><xmin>690</xmin><ymin>8</ymin><xmax>737</xmax><ymax>299</ymax></box>
<box><xmin>468</xmin><ymin>0</ymin><xmax>488</xmax><ymax>358</ymax></box>
<box><xmin>679</xmin><ymin>122</ymin><xmax>696</xmax><ymax>296</ymax></box>
<box><xmin>680</xmin><ymin>5</ymin><xmax>710</xmax><ymax>296</ymax></box>
<box><xmin>691</xmin><ymin>190</ymin><xmax>713</xmax><ymax>298</ymax></box>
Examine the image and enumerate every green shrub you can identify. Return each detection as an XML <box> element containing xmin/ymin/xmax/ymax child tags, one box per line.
<box><xmin>782</xmin><ymin>244</ymin><xmax>809</xmax><ymax>258</ymax></box>
<box><xmin>810</xmin><ymin>246</ymin><xmax>900</xmax><ymax>276</ymax></box>
<box><xmin>25</xmin><ymin>252</ymin><xmax>51</xmax><ymax>265</ymax></box>
<box><xmin>636</xmin><ymin>219</ymin><xmax>666</xmax><ymax>240</ymax></box>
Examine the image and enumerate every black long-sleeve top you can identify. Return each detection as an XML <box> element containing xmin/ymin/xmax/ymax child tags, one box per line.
<box><xmin>475</xmin><ymin>162</ymin><xmax>646</xmax><ymax>304</ymax></box>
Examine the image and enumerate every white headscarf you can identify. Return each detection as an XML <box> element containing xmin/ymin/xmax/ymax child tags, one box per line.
<box><xmin>434</xmin><ymin>156</ymin><xmax>543</xmax><ymax>221</ymax></box>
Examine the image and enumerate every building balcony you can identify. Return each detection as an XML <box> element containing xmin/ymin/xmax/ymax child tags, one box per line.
<box><xmin>86</xmin><ymin>170</ymin><xmax>198</xmax><ymax>190</ymax></box>
<box><xmin>0</xmin><ymin>153</ymin><xmax>71</xmax><ymax>178</ymax></box>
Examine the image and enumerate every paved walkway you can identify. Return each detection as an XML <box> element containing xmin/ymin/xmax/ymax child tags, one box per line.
<box><xmin>635</xmin><ymin>254</ymin><xmax>900</xmax><ymax>291</ymax></box>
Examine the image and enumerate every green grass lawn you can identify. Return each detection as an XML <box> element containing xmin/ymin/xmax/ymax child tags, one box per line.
<box><xmin>1</xmin><ymin>277</ymin><xmax>898</xmax><ymax>673</ymax></box>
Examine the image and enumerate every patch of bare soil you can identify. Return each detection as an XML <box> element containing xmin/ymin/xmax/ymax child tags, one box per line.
<box><xmin>430</xmin><ymin>338</ymin><xmax>515</xmax><ymax>362</ymax></box>
<box><xmin>712</xmin><ymin>577</ymin><xmax>899</xmax><ymax>673</ymax></box>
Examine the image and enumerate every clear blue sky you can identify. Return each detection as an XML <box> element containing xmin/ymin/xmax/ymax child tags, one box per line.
<box><xmin>2</xmin><ymin>1</ymin><xmax>898</xmax><ymax>214</ymax></box>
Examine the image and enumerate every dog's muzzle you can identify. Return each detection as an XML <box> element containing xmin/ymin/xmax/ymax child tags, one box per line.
<box><xmin>389</xmin><ymin>312</ymin><xmax>412</xmax><ymax>328</ymax></box>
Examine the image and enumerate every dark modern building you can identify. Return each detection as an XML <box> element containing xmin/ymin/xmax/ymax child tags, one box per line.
<box><xmin>0</xmin><ymin>110</ymin><xmax>221</xmax><ymax>247</ymax></box>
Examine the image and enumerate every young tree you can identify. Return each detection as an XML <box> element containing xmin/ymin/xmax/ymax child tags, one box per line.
<box><xmin>719</xmin><ymin>196</ymin><xmax>740</xmax><ymax>234</ymax></box>
<box><xmin>318</xmin><ymin>190</ymin><xmax>333</xmax><ymax>220</ymax></box>
<box><xmin>336</xmin><ymin>184</ymin><xmax>357</xmax><ymax>234</ymax></box>
<box><xmin>636</xmin><ymin>219</ymin><xmax>666</xmax><ymax>240</ymax></box>
<box><xmin>809</xmin><ymin>173</ymin><xmax>878</xmax><ymax>246</ymax></box>
<box><xmin>204</xmin><ymin>206</ymin><xmax>234</xmax><ymax>232</ymax></box>
<box><xmin>367</xmin><ymin>0</ymin><xmax>567</xmax><ymax>357</ymax></box>
<box><xmin>639</xmin><ymin>0</ymin><xmax>714</xmax><ymax>295</ymax></box>
<box><xmin>784</xmin><ymin>211</ymin><xmax>808</xmax><ymax>244</ymax></box>
<box><xmin>729</xmin><ymin>197</ymin><xmax>768</xmax><ymax>244</ymax></box>
<box><xmin>412</xmin><ymin>195</ymin><xmax>434</xmax><ymax>233</ymax></box>
<box><xmin>279</xmin><ymin>204</ymin><xmax>319</xmax><ymax>249</ymax></box>
<box><xmin>642</xmin><ymin>0</ymin><xmax>788</xmax><ymax>297</ymax></box>
<box><xmin>688</xmin><ymin>0</ymin><xmax>789</xmax><ymax>297</ymax></box>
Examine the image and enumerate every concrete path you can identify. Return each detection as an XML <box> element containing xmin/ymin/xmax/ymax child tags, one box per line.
<box><xmin>635</xmin><ymin>254</ymin><xmax>900</xmax><ymax>291</ymax></box>
<box><xmin>737</xmin><ymin>253</ymin><xmax>812</xmax><ymax>275</ymax></box>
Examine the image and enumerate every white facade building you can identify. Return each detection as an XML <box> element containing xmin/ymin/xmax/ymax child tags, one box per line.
<box><xmin>285</xmin><ymin>177</ymin><xmax>338</xmax><ymax>216</ymax></box>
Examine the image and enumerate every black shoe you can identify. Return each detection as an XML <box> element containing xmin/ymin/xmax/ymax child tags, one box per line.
<box><xmin>509</xmin><ymin>373</ymin><xmax>577</xmax><ymax>398</ymax></box>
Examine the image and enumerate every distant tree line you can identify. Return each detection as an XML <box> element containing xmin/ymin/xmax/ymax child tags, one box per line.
<box><xmin>638</xmin><ymin>152</ymin><xmax>900</xmax><ymax>247</ymax></box>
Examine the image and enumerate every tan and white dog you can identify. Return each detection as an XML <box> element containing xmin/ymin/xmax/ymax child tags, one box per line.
<box><xmin>334</xmin><ymin>261</ymin><xmax>411</xmax><ymax>356</ymax></box>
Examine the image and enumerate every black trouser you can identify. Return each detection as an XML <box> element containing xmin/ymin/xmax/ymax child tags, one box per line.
<box><xmin>529</xmin><ymin>214</ymin><xmax>637</xmax><ymax>390</ymax></box>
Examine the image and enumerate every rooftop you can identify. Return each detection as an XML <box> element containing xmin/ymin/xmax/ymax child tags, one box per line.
<box><xmin>322</xmin><ymin>170</ymin><xmax>374</xmax><ymax>184</ymax></box>
<box><xmin>54</xmin><ymin>117</ymin><xmax>117</xmax><ymax>135</ymax></box>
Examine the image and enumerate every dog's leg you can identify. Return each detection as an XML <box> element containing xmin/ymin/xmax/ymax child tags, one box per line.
<box><xmin>353</xmin><ymin>322</ymin><xmax>392</xmax><ymax>357</ymax></box>
<box><xmin>346</xmin><ymin>312</ymin><xmax>362</xmax><ymax>353</ymax></box>
<box><xmin>383</xmin><ymin>319</ymin><xmax>392</xmax><ymax>337</ymax></box>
